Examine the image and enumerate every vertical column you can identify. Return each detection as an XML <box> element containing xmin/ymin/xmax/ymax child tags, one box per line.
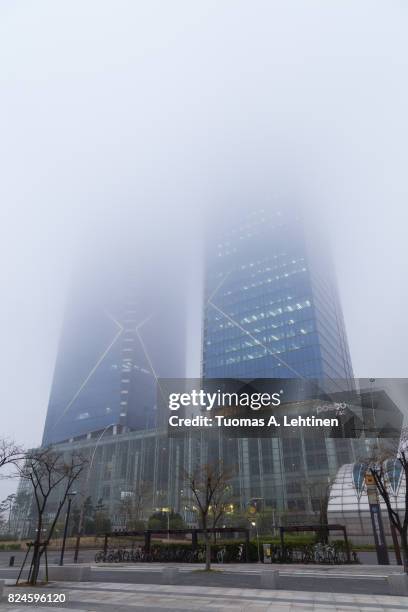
<box><xmin>272</xmin><ymin>436</ymin><xmax>286</xmax><ymax>510</ymax></box>
<box><xmin>325</xmin><ymin>437</ymin><xmax>338</xmax><ymax>477</ymax></box>
<box><xmin>365</xmin><ymin>472</ymin><xmax>389</xmax><ymax>565</ymax></box>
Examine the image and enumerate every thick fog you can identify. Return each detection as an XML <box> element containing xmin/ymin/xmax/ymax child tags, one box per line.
<box><xmin>1</xmin><ymin>1</ymin><xmax>408</xmax><ymax>500</ymax></box>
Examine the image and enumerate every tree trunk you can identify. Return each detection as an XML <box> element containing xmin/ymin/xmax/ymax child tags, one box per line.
<box><xmin>202</xmin><ymin>515</ymin><xmax>211</xmax><ymax>571</ymax></box>
<box><xmin>205</xmin><ymin>532</ymin><xmax>211</xmax><ymax>571</ymax></box>
<box><xmin>30</xmin><ymin>542</ymin><xmax>41</xmax><ymax>585</ymax></box>
<box><xmin>400</xmin><ymin>529</ymin><xmax>408</xmax><ymax>574</ymax></box>
<box><xmin>319</xmin><ymin>499</ymin><xmax>329</xmax><ymax>544</ymax></box>
<box><xmin>29</xmin><ymin>511</ymin><xmax>45</xmax><ymax>586</ymax></box>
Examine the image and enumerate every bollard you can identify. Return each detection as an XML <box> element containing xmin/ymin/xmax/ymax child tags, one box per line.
<box><xmin>388</xmin><ymin>574</ymin><xmax>408</xmax><ymax>596</ymax></box>
<box><xmin>0</xmin><ymin>579</ymin><xmax>4</xmax><ymax>598</ymax></box>
<box><xmin>260</xmin><ymin>569</ymin><xmax>279</xmax><ymax>589</ymax></box>
<box><xmin>47</xmin><ymin>565</ymin><xmax>91</xmax><ymax>582</ymax></box>
<box><xmin>162</xmin><ymin>567</ymin><xmax>179</xmax><ymax>585</ymax></box>
<box><xmin>9</xmin><ymin>556</ymin><xmax>15</xmax><ymax>567</ymax></box>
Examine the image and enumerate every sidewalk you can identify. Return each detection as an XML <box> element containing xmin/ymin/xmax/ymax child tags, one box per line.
<box><xmin>88</xmin><ymin>562</ymin><xmax>404</xmax><ymax>575</ymax></box>
<box><xmin>2</xmin><ymin>581</ymin><xmax>408</xmax><ymax>611</ymax></box>
<box><xmin>1</xmin><ymin>563</ymin><xmax>406</xmax><ymax>597</ymax></box>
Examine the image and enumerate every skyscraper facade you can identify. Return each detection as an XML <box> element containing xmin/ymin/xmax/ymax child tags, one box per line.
<box><xmin>42</xmin><ymin>263</ymin><xmax>186</xmax><ymax>446</ymax></box>
<box><xmin>201</xmin><ymin>205</ymin><xmax>358</xmax><ymax>514</ymax></box>
<box><xmin>203</xmin><ymin>206</ymin><xmax>354</xmax><ymax>385</ymax></box>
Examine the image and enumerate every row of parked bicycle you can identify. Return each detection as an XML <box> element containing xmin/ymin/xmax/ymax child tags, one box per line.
<box><xmin>94</xmin><ymin>542</ymin><xmax>358</xmax><ymax>564</ymax></box>
<box><xmin>94</xmin><ymin>544</ymin><xmax>244</xmax><ymax>564</ymax></box>
<box><xmin>273</xmin><ymin>544</ymin><xmax>358</xmax><ymax>564</ymax></box>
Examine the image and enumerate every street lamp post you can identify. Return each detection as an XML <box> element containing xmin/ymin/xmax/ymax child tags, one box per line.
<box><xmin>272</xmin><ymin>508</ymin><xmax>276</xmax><ymax>537</ymax></box>
<box><xmin>251</xmin><ymin>520</ymin><xmax>261</xmax><ymax>563</ymax></box>
<box><xmin>369</xmin><ymin>378</ymin><xmax>376</xmax><ymax>436</ymax></box>
<box><xmin>162</xmin><ymin>507</ymin><xmax>171</xmax><ymax>540</ymax></box>
<box><xmin>59</xmin><ymin>491</ymin><xmax>76</xmax><ymax>566</ymax></box>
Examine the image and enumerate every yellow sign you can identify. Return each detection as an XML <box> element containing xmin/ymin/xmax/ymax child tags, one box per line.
<box><xmin>365</xmin><ymin>473</ymin><xmax>375</xmax><ymax>486</ymax></box>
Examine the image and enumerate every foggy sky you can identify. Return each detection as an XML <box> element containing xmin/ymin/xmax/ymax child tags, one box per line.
<box><xmin>1</xmin><ymin>1</ymin><xmax>408</xmax><ymax>500</ymax></box>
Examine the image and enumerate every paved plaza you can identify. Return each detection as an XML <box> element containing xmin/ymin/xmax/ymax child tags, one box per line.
<box><xmin>1</xmin><ymin>581</ymin><xmax>408</xmax><ymax>611</ymax></box>
<box><xmin>1</xmin><ymin>561</ymin><xmax>408</xmax><ymax>610</ymax></box>
<box><xmin>1</xmin><ymin>563</ymin><xmax>406</xmax><ymax>594</ymax></box>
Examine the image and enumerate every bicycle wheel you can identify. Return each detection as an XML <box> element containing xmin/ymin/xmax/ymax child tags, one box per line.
<box><xmin>94</xmin><ymin>551</ymin><xmax>104</xmax><ymax>563</ymax></box>
<box><xmin>328</xmin><ymin>550</ymin><xmax>337</xmax><ymax>564</ymax></box>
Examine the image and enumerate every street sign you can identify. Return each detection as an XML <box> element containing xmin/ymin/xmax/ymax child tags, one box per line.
<box><xmin>263</xmin><ymin>543</ymin><xmax>272</xmax><ymax>563</ymax></box>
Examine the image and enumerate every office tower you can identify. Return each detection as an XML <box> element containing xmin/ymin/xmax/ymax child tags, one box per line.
<box><xmin>201</xmin><ymin>204</ymin><xmax>357</xmax><ymax>514</ymax></box>
<box><xmin>203</xmin><ymin>206</ymin><xmax>354</xmax><ymax>385</ymax></box>
<box><xmin>42</xmin><ymin>261</ymin><xmax>186</xmax><ymax>446</ymax></box>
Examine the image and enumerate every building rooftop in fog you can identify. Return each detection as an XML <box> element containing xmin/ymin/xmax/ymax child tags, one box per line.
<box><xmin>202</xmin><ymin>206</ymin><xmax>354</xmax><ymax>386</ymax></box>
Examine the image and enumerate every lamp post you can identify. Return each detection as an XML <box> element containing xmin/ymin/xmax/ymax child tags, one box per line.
<box><xmin>369</xmin><ymin>378</ymin><xmax>376</xmax><ymax>436</ymax></box>
<box><xmin>59</xmin><ymin>491</ymin><xmax>76</xmax><ymax>566</ymax></box>
<box><xmin>162</xmin><ymin>507</ymin><xmax>171</xmax><ymax>540</ymax></box>
<box><xmin>251</xmin><ymin>520</ymin><xmax>261</xmax><ymax>563</ymax></box>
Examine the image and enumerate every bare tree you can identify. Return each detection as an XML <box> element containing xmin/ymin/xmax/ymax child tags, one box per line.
<box><xmin>184</xmin><ymin>462</ymin><xmax>234</xmax><ymax>570</ymax></box>
<box><xmin>0</xmin><ymin>439</ymin><xmax>23</xmax><ymax>472</ymax></box>
<box><xmin>133</xmin><ymin>480</ymin><xmax>153</xmax><ymax>524</ymax></box>
<box><xmin>116</xmin><ymin>480</ymin><xmax>153</xmax><ymax>530</ymax></box>
<box><xmin>0</xmin><ymin>501</ymin><xmax>6</xmax><ymax>532</ymax></box>
<box><xmin>308</xmin><ymin>478</ymin><xmax>337</xmax><ymax>544</ymax></box>
<box><xmin>0</xmin><ymin>494</ymin><xmax>16</xmax><ymax>534</ymax></box>
<box><xmin>116</xmin><ymin>496</ymin><xmax>133</xmax><ymax>530</ymax></box>
<box><xmin>209</xmin><ymin>484</ymin><xmax>234</xmax><ymax>543</ymax></box>
<box><xmin>363</xmin><ymin>429</ymin><xmax>408</xmax><ymax>573</ymax></box>
<box><xmin>16</xmin><ymin>448</ymin><xmax>87</xmax><ymax>584</ymax></box>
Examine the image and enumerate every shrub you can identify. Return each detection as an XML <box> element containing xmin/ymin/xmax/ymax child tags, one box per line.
<box><xmin>0</xmin><ymin>543</ymin><xmax>21</xmax><ymax>551</ymax></box>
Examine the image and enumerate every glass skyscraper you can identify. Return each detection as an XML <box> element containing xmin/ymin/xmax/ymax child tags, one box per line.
<box><xmin>203</xmin><ymin>206</ymin><xmax>354</xmax><ymax>385</ymax></box>
<box><xmin>42</xmin><ymin>261</ymin><xmax>186</xmax><ymax>446</ymax></box>
<box><xmin>201</xmin><ymin>205</ymin><xmax>358</xmax><ymax>514</ymax></box>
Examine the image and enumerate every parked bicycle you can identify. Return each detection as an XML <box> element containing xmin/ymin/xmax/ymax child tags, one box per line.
<box><xmin>274</xmin><ymin>543</ymin><xmax>358</xmax><ymax>565</ymax></box>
